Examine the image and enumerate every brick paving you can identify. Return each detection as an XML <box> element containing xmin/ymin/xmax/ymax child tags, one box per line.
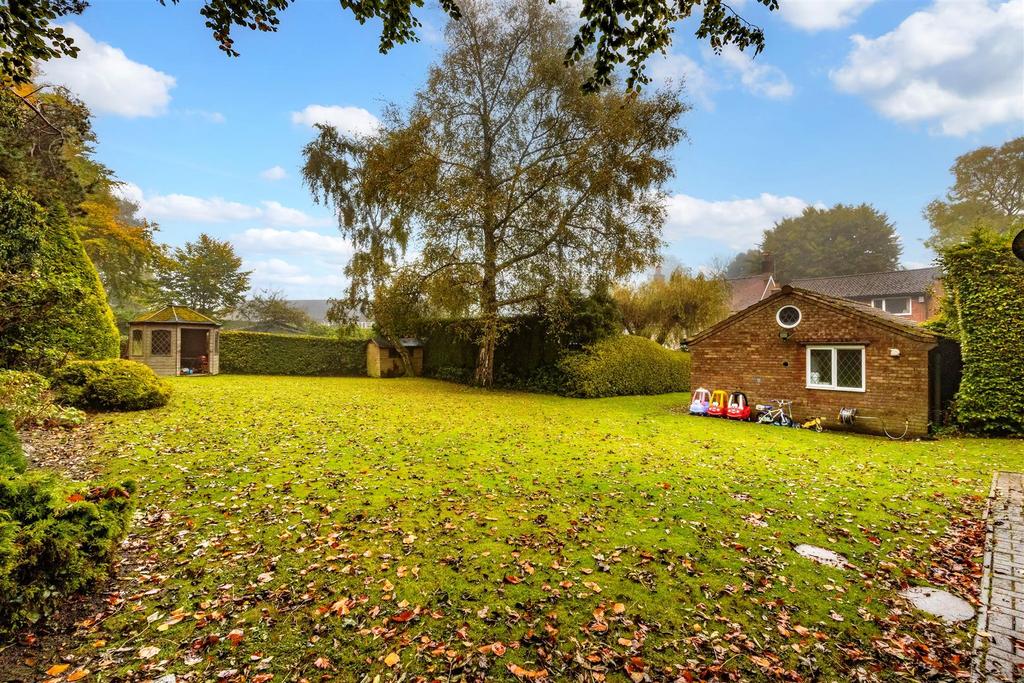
<box><xmin>975</xmin><ymin>471</ymin><xmax>1024</xmax><ymax>682</ymax></box>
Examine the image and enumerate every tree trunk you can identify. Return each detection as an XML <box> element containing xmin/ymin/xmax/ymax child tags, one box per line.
<box><xmin>474</xmin><ymin>270</ymin><xmax>498</xmax><ymax>387</ymax></box>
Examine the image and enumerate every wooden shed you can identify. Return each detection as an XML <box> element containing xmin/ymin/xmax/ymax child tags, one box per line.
<box><xmin>128</xmin><ymin>306</ymin><xmax>221</xmax><ymax>376</ymax></box>
<box><xmin>367</xmin><ymin>336</ymin><xmax>424</xmax><ymax>377</ymax></box>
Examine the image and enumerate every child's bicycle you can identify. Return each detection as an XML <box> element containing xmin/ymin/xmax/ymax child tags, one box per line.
<box><xmin>800</xmin><ymin>416</ymin><xmax>825</xmax><ymax>432</ymax></box>
<box><xmin>755</xmin><ymin>399</ymin><xmax>794</xmax><ymax>427</ymax></box>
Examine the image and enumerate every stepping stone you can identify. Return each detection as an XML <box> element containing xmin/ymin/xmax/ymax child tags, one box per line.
<box><xmin>794</xmin><ymin>544</ymin><xmax>848</xmax><ymax>569</ymax></box>
<box><xmin>899</xmin><ymin>586</ymin><xmax>975</xmax><ymax>623</ymax></box>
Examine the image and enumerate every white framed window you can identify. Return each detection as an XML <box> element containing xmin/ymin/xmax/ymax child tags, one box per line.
<box><xmin>870</xmin><ymin>297</ymin><xmax>912</xmax><ymax>316</ymax></box>
<box><xmin>776</xmin><ymin>305</ymin><xmax>802</xmax><ymax>328</ymax></box>
<box><xmin>806</xmin><ymin>346</ymin><xmax>865</xmax><ymax>392</ymax></box>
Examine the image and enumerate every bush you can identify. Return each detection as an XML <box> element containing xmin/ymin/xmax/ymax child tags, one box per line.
<box><xmin>0</xmin><ymin>473</ymin><xmax>134</xmax><ymax>634</ymax></box>
<box><xmin>220</xmin><ymin>331</ymin><xmax>367</xmax><ymax>376</ymax></box>
<box><xmin>940</xmin><ymin>230</ymin><xmax>1024</xmax><ymax>435</ymax></box>
<box><xmin>0</xmin><ymin>181</ymin><xmax>119</xmax><ymax>370</ymax></box>
<box><xmin>559</xmin><ymin>335</ymin><xmax>691</xmax><ymax>398</ymax></box>
<box><xmin>0</xmin><ymin>411</ymin><xmax>26</xmax><ymax>474</ymax></box>
<box><xmin>52</xmin><ymin>360</ymin><xmax>170</xmax><ymax>412</ymax></box>
<box><xmin>0</xmin><ymin>370</ymin><xmax>86</xmax><ymax>429</ymax></box>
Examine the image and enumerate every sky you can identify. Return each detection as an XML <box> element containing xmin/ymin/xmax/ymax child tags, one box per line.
<box><xmin>39</xmin><ymin>0</ymin><xmax>1024</xmax><ymax>298</ymax></box>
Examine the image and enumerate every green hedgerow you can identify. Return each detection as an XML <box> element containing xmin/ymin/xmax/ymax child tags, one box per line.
<box><xmin>559</xmin><ymin>335</ymin><xmax>691</xmax><ymax>398</ymax></box>
<box><xmin>53</xmin><ymin>360</ymin><xmax>171</xmax><ymax>412</ymax></box>
<box><xmin>940</xmin><ymin>230</ymin><xmax>1024</xmax><ymax>435</ymax></box>
<box><xmin>0</xmin><ymin>411</ymin><xmax>26</xmax><ymax>474</ymax></box>
<box><xmin>0</xmin><ymin>473</ymin><xmax>134</xmax><ymax>634</ymax></box>
<box><xmin>220</xmin><ymin>331</ymin><xmax>367</xmax><ymax>376</ymax></box>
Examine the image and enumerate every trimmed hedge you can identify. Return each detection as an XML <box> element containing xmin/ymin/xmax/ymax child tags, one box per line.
<box><xmin>940</xmin><ymin>230</ymin><xmax>1024</xmax><ymax>435</ymax></box>
<box><xmin>559</xmin><ymin>335</ymin><xmax>691</xmax><ymax>398</ymax></box>
<box><xmin>53</xmin><ymin>360</ymin><xmax>170</xmax><ymax>412</ymax></box>
<box><xmin>220</xmin><ymin>331</ymin><xmax>367</xmax><ymax>376</ymax></box>
<box><xmin>0</xmin><ymin>411</ymin><xmax>26</xmax><ymax>474</ymax></box>
<box><xmin>0</xmin><ymin>474</ymin><xmax>135</xmax><ymax>635</ymax></box>
<box><xmin>419</xmin><ymin>293</ymin><xmax>622</xmax><ymax>390</ymax></box>
<box><xmin>0</xmin><ymin>181</ymin><xmax>119</xmax><ymax>370</ymax></box>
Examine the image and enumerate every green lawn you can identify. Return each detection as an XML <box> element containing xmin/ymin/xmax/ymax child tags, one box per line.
<box><xmin>80</xmin><ymin>376</ymin><xmax>1022</xmax><ymax>681</ymax></box>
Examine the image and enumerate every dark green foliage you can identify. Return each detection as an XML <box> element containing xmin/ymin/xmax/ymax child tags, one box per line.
<box><xmin>220</xmin><ymin>331</ymin><xmax>367</xmax><ymax>376</ymax></box>
<box><xmin>940</xmin><ymin>230</ymin><xmax>1024</xmax><ymax>435</ymax></box>
<box><xmin>559</xmin><ymin>335</ymin><xmax>691</xmax><ymax>398</ymax></box>
<box><xmin>52</xmin><ymin>360</ymin><xmax>171</xmax><ymax>412</ymax></box>
<box><xmin>0</xmin><ymin>411</ymin><xmax>26</xmax><ymax>474</ymax></box>
<box><xmin>0</xmin><ymin>181</ymin><xmax>119</xmax><ymax>370</ymax></box>
<box><xmin>420</xmin><ymin>297</ymin><xmax>620</xmax><ymax>391</ymax></box>
<box><xmin>0</xmin><ymin>473</ymin><xmax>134</xmax><ymax>635</ymax></box>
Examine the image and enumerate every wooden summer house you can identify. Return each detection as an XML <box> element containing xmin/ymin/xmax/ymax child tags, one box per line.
<box><xmin>128</xmin><ymin>306</ymin><xmax>221</xmax><ymax>376</ymax></box>
<box><xmin>367</xmin><ymin>336</ymin><xmax>424</xmax><ymax>377</ymax></box>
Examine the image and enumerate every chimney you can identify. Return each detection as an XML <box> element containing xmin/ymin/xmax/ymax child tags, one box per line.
<box><xmin>652</xmin><ymin>264</ymin><xmax>665</xmax><ymax>284</ymax></box>
<box><xmin>760</xmin><ymin>252</ymin><xmax>774</xmax><ymax>276</ymax></box>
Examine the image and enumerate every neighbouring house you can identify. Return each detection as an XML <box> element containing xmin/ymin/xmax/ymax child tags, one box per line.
<box><xmin>367</xmin><ymin>336</ymin><xmax>424</xmax><ymax>378</ymax></box>
<box><xmin>128</xmin><ymin>306</ymin><xmax>221</xmax><ymax>376</ymax></box>
<box><xmin>687</xmin><ymin>286</ymin><xmax>960</xmax><ymax>437</ymax></box>
<box><xmin>726</xmin><ymin>272</ymin><xmax>778</xmax><ymax>313</ymax></box>
<box><xmin>789</xmin><ymin>267</ymin><xmax>942</xmax><ymax>324</ymax></box>
<box><xmin>290</xmin><ymin>300</ymin><xmax>373</xmax><ymax>328</ymax></box>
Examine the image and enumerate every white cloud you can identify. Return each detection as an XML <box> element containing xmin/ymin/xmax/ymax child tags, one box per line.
<box><xmin>719</xmin><ymin>45</ymin><xmax>794</xmax><ymax>99</ymax></box>
<box><xmin>182</xmin><ymin>109</ymin><xmax>226</xmax><ymax>124</ymax></box>
<box><xmin>664</xmin><ymin>193</ymin><xmax>814</xmax><ymax>249</ymax></box>
<box><xmin>114</xmin><ymin>182</ymin><xmax>330</xmax><ymax>227</ymax></box>
<box><xmin>290</xmin><ymin>105</ymin><xmax>381</xmax><ymax>137</ymax></box>
<box><xmin>831</xmin><ymin>0</ymin><xmax>1024</xmax><ymax>135</ymax></box>
<box><xmin>234</xmin><ymin>228</ymin><xmax>352</xmax><ymax>261</ymax></box>
<box><xmin>39</xmin><ymin>23</ymin><xmax>176</xmax><ymax>117</ymax></box>
<box><xmin>649</xmin><ymin>52</ymin><xmax>716</xmax><ymax>109</ymax></box>
<box><xmin>245</xmin><ymin>258</ymin><xmax>347</xmax><ymax>289</ymax></box>
<box><xmin>780</xmin><ymin>0</ymin><xmax>877</xmax><ymax>30</ymax></box>
<box><xmin>260</xmin><ymin>166</ymin><xmax>288</xmax><ymax>181</ymax></box>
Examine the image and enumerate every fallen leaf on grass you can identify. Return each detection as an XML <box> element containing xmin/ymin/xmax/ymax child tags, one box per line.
<box><xmin>508</xmin><ymin>663</ymin><xmax>547</xmax><ymax>680</ymax></box>
<box><xmin>138</xmin><ymin>646</ymin><xmax>160</xmax><ymax>660</ymax></box>
<box><xmin>384</xmin><ymin>652</ymin><xmax>400</xmax><ymax>667</ymax></box>
<box><xmin>67</xmin><ymin>669</ymin><xmax>89</xmax><ymax>682</ymax></box>
<box><xmin>45</xmin><ymin>664</ymin><xmax>70</xmax><ymax>676</ymax></box>
<box><xmin>228</xmin><ymin>628</ymin><xmax>244</xmax><ymax>646</ymax></box>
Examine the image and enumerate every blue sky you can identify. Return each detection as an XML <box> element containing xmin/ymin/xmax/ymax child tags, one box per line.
<box><xmin>40</xmin><ymin>0</ymin><xmax>1024</xmax><ymax>297</ymax></box>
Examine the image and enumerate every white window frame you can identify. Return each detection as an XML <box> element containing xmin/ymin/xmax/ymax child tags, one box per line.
<box><xmin>870</xmin><ymin>297</ymin><xmax>912</xmax><ymax>316</ymax></box>
<box><xmin>806</xmin><ymin>345</ymin><xmax>866</xmax><ymax>393</ymax></box>
<box><xmin>776</xmin><ymin>305</ymin><xmax>802</xmax><ymax>329</ymax></box>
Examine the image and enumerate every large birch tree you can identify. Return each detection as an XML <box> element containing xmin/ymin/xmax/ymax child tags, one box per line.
<box><xmin>304</xmin><ymin>0</ymin><xmax>687</xmax><ymax>385</ymax></box>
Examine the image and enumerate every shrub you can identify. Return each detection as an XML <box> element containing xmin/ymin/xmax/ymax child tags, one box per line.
<box><xmin>0</xmin><ymin>370</ymin><xmax>86</xmax><ymax>429</ymax></box>
<box><xmin>220</xmin><ymin>331</ymin><xmax>366</xmax><ymax>376</ymax></box>
<box><xmin>0</xmin><ymin>473</ymin><xmax>134</xmax><ymax>635</ymax></box>
<box><xmin>0</xmin><ymin>181</ymin><xmax>119</xmax><ymax>370</ymax></box>
<box><xmin>52</xmin><ymin>360</ymin><xmax>171</xmax><ymax>412</ymax></box>
<box><xmin>559</xmin><ymin>335</ymin><xmax>691</xmax><ymax>398</ymax></box>
<box><xmin>0</xmin><ymin>411</ymin><xmax>26</xmax><ymax>474</ymax></box>
<box><xmin>939</xmin><ymin>230</ymin><xmax>1024</xmax><ymax>435</ymax></box>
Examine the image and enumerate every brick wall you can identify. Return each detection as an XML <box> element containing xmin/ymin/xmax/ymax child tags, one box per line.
<box><xmin>689</xmin><ymin>293</ymin><xmax>937</xmax><ymax>437</ymax></box>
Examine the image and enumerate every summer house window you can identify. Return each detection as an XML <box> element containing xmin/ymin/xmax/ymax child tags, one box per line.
<box><xmin>131</xmin><ymin>329</ymin><xmax>143</xmax><ymax>355</ymax></box>
<box><xmin>870</xmin><ymin>297</ymin><xmax>911</xmax><ymax>316</ymax></box>
<box><xmin>806</xmin><ymin>346</ymin><xmax>865</xmax><ymax>392</ymax></box>
<box><xmin>151</xmin><ymin>329</ymin><xmax>172</xmax><ymax>356</ymax></box>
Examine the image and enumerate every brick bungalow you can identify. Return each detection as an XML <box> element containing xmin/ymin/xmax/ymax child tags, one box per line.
<box><xmin>687</xmin><ymin>285</ymin><xmax>954</xmax><ymax>437</ymax></box>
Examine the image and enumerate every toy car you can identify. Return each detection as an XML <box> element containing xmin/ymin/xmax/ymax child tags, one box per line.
<box><xmin>707</xmin><ymin>390</ymin><xmax>729</xmax><ymax>418</ymax></box>
<box><xmin>726</xmin><ymin>391</ymin><xmax>751</xmax><ymax>421</ymax></box>
<box><xmin>689</xmin><ymin>387</ymin><xmax>711</xmax><ymax>415</ymax></box>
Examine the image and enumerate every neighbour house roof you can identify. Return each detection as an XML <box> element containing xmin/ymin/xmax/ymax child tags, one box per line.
<box><xmin>372</xmin><ymin>335</ymin><xmax>424</xmax><ymax>349</ymax></box>
<box><xmin>132</xmin><ymin>306</ymin><xmax>220</xmax><ymax>325</ymax></box>
<box><xmin>688</xmin><ymin>285</ymin><xmax>937</xmax><ymax>346</ymax></box>
<box><xmin>288</xmin><ymin>300</ymin><xmax>371</xmax><ymax>324</ymax></box>
<box><xmin>242</xmin><ymin>321</ymin><xmax>308</xmax><ymax>334</ymax></box>
<box><xmin>789</xmin><ymin>267</ymin><xmax>941</xmax><ymax>299</ymax></box>
<box><xmin>726</xmin><ymin>273</ymin><xmax>777</xmax><ymax>312</ymax></box>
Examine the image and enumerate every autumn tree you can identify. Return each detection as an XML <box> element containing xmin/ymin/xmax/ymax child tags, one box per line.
<box><xmin>2</xmin><ymin>0</ymin><xmax>777</xmax><ymax>92</ymax></box>
<box><xmin>305</xmin><ymin>0</ymin><xmax>686</xmax><ymax>385</ymax></box>
<box><xmin>155</xmin><ymin>234</ymin><xmax>251</xmax><ymax>317</ymax></box>
<box><xmin>925</xmin><ymin>137</ymin><xmax>1023</xmax><ymax>251</ymax></box>
<box><xmin>238</xmin><ymin>289</ymin><xmax>312</xmax><ymax>329</ymax></box>
<box><xmin>613</xmin><ymin>266</ymin><xmax>728</xmax><ymax>344</ymax></box>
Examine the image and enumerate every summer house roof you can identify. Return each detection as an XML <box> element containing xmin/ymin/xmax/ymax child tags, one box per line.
<box><xmin>132</xmin><ymin>306</ymin><xmax>220</xmax><ymax>325</ymax></box>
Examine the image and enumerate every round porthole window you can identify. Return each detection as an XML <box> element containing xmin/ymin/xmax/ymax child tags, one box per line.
<box><xmin>776</xmin><ymin>305</ymin><xmax>801</xmax><ymax>328</ymax></box>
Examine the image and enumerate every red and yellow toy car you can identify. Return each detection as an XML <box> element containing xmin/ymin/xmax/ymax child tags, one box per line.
<box><xmin>726</xmin><ymin>391</ymin><xmax>751</xmax><ymax>421</ymax></box>
<box><xmin>707</xmin><ymin>389</ymin><xmax>729</xmax><ymax>417</ymax></box>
